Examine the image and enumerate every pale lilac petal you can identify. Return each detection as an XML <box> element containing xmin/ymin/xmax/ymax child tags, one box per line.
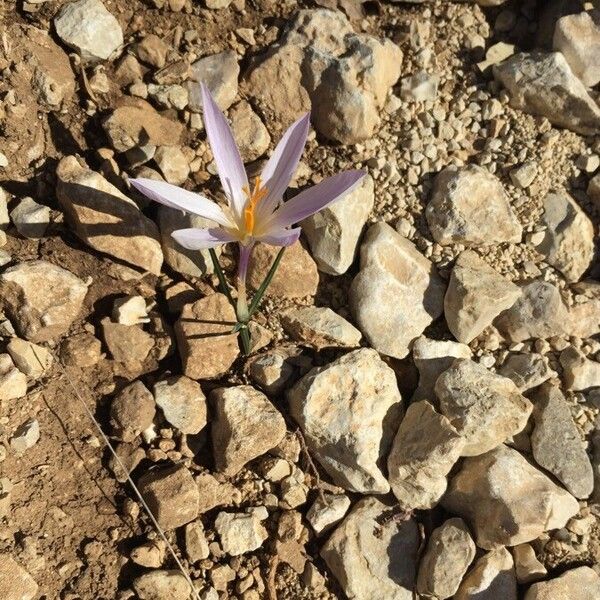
<box><xmin>256</xmin><ymin>112</ymin><xmax>311</xmax><ymax>220</ymax></box>
<box><xmin>130</xmin><ymin>178</ymin><xmax>232</xmax><ymax>227</ymax></box>
<box><xmin>267</xmin><ymin>170</ymin><xmax>365</xmax><ymax>229</ymax></box>
<box><xmin>256</xmin><ymin>227</ymin><xmax>301</xmax><ymax>247</ymax></box>
<box><xmin>172</xmin><ymin>227</ymin><xmax>237</xmax><ymax>250</ymax></box>
<box><xmin>201</xmin><ymin>84</ymin><xmax>248</xmax><ymax>220</ymax></box>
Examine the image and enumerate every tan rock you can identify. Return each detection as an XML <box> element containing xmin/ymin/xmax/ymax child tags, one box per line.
<box><xmin>560</xmin><ymin>346</ymin><xmax>600</xmax><ymax>391</ymax></box>
<box><xmin>230</xmin><ymin>100</ymin><xmax>270</xmax><ymax>162</ymax></box>
<box><xmin>6</xmin><ymin>338</ymin><xmax>52</xmax><ymax>379</ymax></box>
<box><xmin>154</xmin><ymin>376</ymin><xmax>207</xmax><ymax>435</ymax></box>
<box><xmin>444</xmin><ymin>251</ymin><xmax>520</xmax><ymax>343</ymax></box>
<box><xmin>417</xmin><ymin>518</ymin><xmax>476</xmax><ymax>599</ymax></box>
<box><xmin>138</xmin><ymin>464</ymin><xmax>200</xmax><ymax>530</ymax></box>
<box><xmin>427</xmin><ymin>165</ymin><xmax>522</xmax><ymax>246</ymax></box>
<box><xmin>0</xmin><ymin>354</ymin><xmax>28</xmax><ymax>401</ymax></box>
<box><xmin>133</xmin><ymin>570</ymin><xmax>191</xmax><ymax>600</ymax></box>
<box><xmin>56</xmin><ymin>155</ymin><xmax>163</xmax><ymax>275</ymax></box>
<box><xmin>512</xmin><ymin>543</ymin><xmax>546</xmax><ymax>584</ymax></box>
<box><xmin>0</xmin><ymin>260</ymin><xmax>88</xmax><ymax>342</ymax></box>
<box><xmin>442</xmin><ymin>445</ymin><xmax>579</xmax><ymax>549</ymax></box>
<box><xmin>188</xmin><ymin>50</ymin><xmax>239</xmax><ymax>112</ymax></box>
<box><xmin>524</xmin><ymin>566</ymin><xmax>600</xmax><ymax>600</ymax></box>
<box><xmin>350</xmin><ymin>222</ymin><xmax>445</xmax><ymax>359</ymax></box>
<box><xmin>110</xmin><ymin>380</ymin><xmax>156</xmax><ymax>442</ymax></box>
<box><xmin>0</xmin><ymin>555</ymin><xmax>38</xmax><ymax>600</ymax></box>
<box><xmin>175</xmin><ymin>294</ymin><xmax>239</xmax><ymax>380</ymax></box>
<box><xmin>388</xmin><ymin>401</ymin><xmax>464</xmax><ymax>510</ymax></box>
<box><xmin>247</xmin><ymin>241</ymin><xmax>319</xmax><ymax>299</ymax></box>
<box><xmin>214</xmin><ymin>508</ymin><xmax>269</xmax><ymax>556</ymax></box>
<box><xmin>454</xmin><ymin>547</ymin><xmax>517</xmax><ymax>600</ymax></box>
<box><xmin>210</xmin><ymin>385</ymin><xmax>287</xmax><ymax>476</ymax></box>
<box><xmin>101</xmin><ymin>318</ymin><xmax>154</xmax><ymax>366</ymax></box>
<box><xmin>288</xmin><ymin>348</ymin><xmax>402</xmax><ymax>494</ymax></box>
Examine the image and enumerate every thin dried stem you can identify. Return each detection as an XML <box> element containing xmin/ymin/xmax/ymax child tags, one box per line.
<box><xmin>295</xmin><ymin>427</ymin><xmax>327</xmax><ymax>505</ymax></box>
<box><xmin>32</xmin><ymin>347</ymin><xmax>201</xmax><ymax>600</ymax></box>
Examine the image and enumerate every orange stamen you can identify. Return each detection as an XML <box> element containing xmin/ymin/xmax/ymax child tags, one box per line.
<box><xmin>243</xmin><ymin>176</ymin><xmax>268</xmax><ymax>235</ymax></box>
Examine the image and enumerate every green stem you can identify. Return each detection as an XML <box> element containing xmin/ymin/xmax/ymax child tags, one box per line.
<box><xmin>209</xmin><ymin>248</ymin><xmax>235</xmax><ymax>309</ymax></box>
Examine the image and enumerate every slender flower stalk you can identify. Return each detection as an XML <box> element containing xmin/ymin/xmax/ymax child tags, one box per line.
<box><xmin>130</xmin><ymin>84</ymin><xmax>365</xmax><ymax>353</ymax></box>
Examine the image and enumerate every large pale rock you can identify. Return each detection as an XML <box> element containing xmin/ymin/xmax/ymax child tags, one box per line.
<box><xmin>0</xmin><ymin>555</ymin><xmax>38</xmax><ymax>600</ymax></box>
<box><xmin>493</xmin><ymin>52</ymin><xmax>600</xmax><ymax>135</ymax></box>
<box><xmin>498</xmin><ymin>352</ymin><xmax>556</xmax><ymax>392</ymax></box>
<box><xmin>56</xmin><ymin>156</ymin><xmax>163</xmax><ymax>275</ymax></box>
<box><xmin>412</xmin><ymin>336</ymin><xmax>471</xmax><ymax>401</ymax></box>
<box><xmin>426</xmin><ymin>165</ymin><xmax>522</xmax><ymax>246</ymax></box>
<box><xmin>302</xmin><ymin>174</ymin><xmax>374</xmax><ymax>275</ymax></box>
<box><xmin>102</xmin><ymin>97</ymin><xmax>183</xmax><ymax>152</ymax></box>
<box><xmin>214</xmin><ymin>508</ymin><xmax>268</xmax><ymax>556</ymax></box>
<box><xmin>188</xmin><ymin>51</ymin><xmax>239</xmax><ymax>112</ymax></box>
<box><xmin>435</xmin><ymin>359</ymin><xmax>532</xmax><ymax>456</ymax></box>
<box><xmin>247</xmin><ymin>241</ymin><xmax>319</xmax><ymax>299</ymax></box>
<box><xmin>442</xmin><ymin>445</ymin><xmax>580</xmax><ymax>549</ymax></box>
<box><xmin>454</xmin><ymin>547</ymin><xmax>517</xmax><ymax>600</ymax></box>
<box><xmin>229</xmin><ymin>101</ymin><xmax>270</xmax><ymax>162</ymax></box>
<box><xmin>110</xmin><ymin>380</ymin><xmax>156</xmax><ymax>442</ymax></box>
<box><xmin>321</xmin><ymin>497</ymin><xmax>419</xmax><ymax>600</ymax></box>
<box><xmin>138</xmin><ymin>464</ymin><xmax>200</xmax><ymax>530</ymax></box>
<box><xmin>561</xmin><ymin>346</ymin><xmax>600</xmax><ymax>391</ymax></box>
<box><xmin>524</xmin><ymin>566</ymin><xmax>600</xmax><ymax>600</ymax></box>
<box><xmin>494</xmin><ymin>279</ymin><xmax>570</xmax><ymax>342</ymax></box>
<box><xmin>0</xmin><ymin>260</ymin><xmax>88</xmax><ymax>342</ymax></box>
<box><xmin>388</xmin><ymin>401</ymin><xmax>464</xmax><ymax>509</ymax></box>
<box><xmin>133</xmin><ymin>570</ymin><xmax>191</xmax><ymax>600</ymax></box>
<box><xmin>0</xmin><ymin>355</ymin><xmax>28</xmax><ymax>401</ymax></box>
<box><xmin>417</xmin><ymin>518</ymin><xmax>476</xmax><ymax>600</ymax></box>
<box><xmin>444</xmin><ymin>251</ymin><xmax>520</xmax><ymax>343</ymax></box>
<box><xmin>174</xmin><ymin>294</ymin><xmax>239</xmax><ymax>380</ymax></box>
<box><xmin>350</xmin><ymin>222</ymin><xmax>445</xmax><ymax>359</ymax></box>
<box><xmin>280</xmin><ymin>306</ymin><xmax>361</xmax><ymax>350</ymax></box>
<box><xmin>154</xmin><ymin>376</ymin><xmax>207</xmax><ymax>435</ymax></box>
<box><xmin>536</xmin><ymin>191</ymin><xmax>594</xmax><ymax>282</ymax></box>
<box><xmin>243</xmin><ymin>9</ymin><xmax>402</xmax><ymax>143</ymax></box>
<box><xmin>157</xmin><ymin>205</ymin><xmax>217</xmax><ymax>277</ymax></box>
<box><xmin>553</xmin><ymin>11</ymin><xmax>600</xmax><ymax>87</ymax></box>
<box><xmin>54</xmin><ymin>0</ymin><xmax>123</xmax><ymax>62</ymax></box>
<box><xmin>288</xmin><ymin>348</ymin><xmax>403</xmax><ymax>493</ymax></box>
<box><xmin>210</xmin><ymin>385</ymin><xmax>287</xmax><ymax>476</ymax></box>
<box><xmin>531</xmin><ymin>384</ymin><xmax>593</xmax><ymax>499</ymax></box>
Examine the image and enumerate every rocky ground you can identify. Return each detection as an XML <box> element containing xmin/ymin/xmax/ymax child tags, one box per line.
<box><xmin>0</xmin><ymin>0</ymin><xmax>599</xmax><ymax>599</ymax></box>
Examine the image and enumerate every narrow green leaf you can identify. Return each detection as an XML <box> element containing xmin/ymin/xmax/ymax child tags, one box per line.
<box><xmin>239</xmin><ymin>325</ymin><xmax>251</xmax><ymax>355</ymax></box>
<box><xmin>247</xmin><ymin>246</ymin><xmax>286</xmax><ymax>319</ymax></box>
<box><xmin>209</xmin><ymin>248</ymin><xmax>235</xmax><ymax>309</ymax></box>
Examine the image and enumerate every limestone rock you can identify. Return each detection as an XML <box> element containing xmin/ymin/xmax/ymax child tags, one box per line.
<box><xmin>214</xmin><ymin>508</ymin><xmax>269</xmax><ymax>556</ymax></box>
<box><xmin>112</xmin><ymin>295</ymin><xmax>149</xmax><ymax>326</ymax></box>
<box><xmin>512</xmin><ymin>543</ymin><xmax>547</xmax><ymax>584</ymax></box>
<box><xmin>243</xmin><ymin>9</ymin><xmax>402</xmax><ymax>143</ymax></box>
<box><xmin>497</xmin><ymin>352</ymin><xmax>556</xmax><ymax>392</ymax></box>
<box><xmin>561</xmin><ymin>346</ymin><xmax>600</xmax><ymax>391</ymax></box>
<box><xmin>188</xmin><ymin>50</ymin><xmax>239</xmax><ymax>112</ymax></box>
<box><xmin>154</xmin><ymin>376</ymin><xmax>207</xmax><ymax>435</ymax></box>
<box><xmin>288</xmin><ymin>348</ymin><xmax>403</xmax><ymax>494</ymax></box>
<box><xmin>495</xmin><ymin>279</ymin><xmax>570</xmax><ymax>342</ymax></box>
<box><xmin>56</xmin><ymin>156</ymin><xmax>163</xmax><ymax>274</ymax></box>
<box><xmin>10</xmin><ymin>419</ymin><xmax>40</xmax><ymax>453</ymax></box>
<box><xmin>101</xmin><ymin>318</ymin><xmax>154</xmax><ymax>366</ymax></box>
<box><xmin>245</xmin><ymin>346</ymin><xmax>303</xmax><ymax>396</ymax></box>
<box><xmin>306</xmin><ymin>494</ymin><xmax>351</xmax><ymax>536</ymax></box>
<box><xmin>54</xmin><ymin>0</ymin><xmax>123</xmax><ymax>62</ymax></box>
<box><xmin>321</xmin><ymin>497</ymin><xmax>419</xmax><ymax>600</ymax></box>
<box><xmin>524</xmin><ymin>566</ymin><xmax>600</xmax><ymax>600</ymax></box>
<box><xmin>247</xmin><ymin>241</ymin><xmax>319</xmax><ymax>299</ymax></box>
<box><xmin>154</xmin><ymin>146</ymin><xmax>189</xmax><ymax>186</ymax></box>
<box><xmin>426</xmin><ymin>165</ymin><xmax>522</xmax><ymax>246</ymax></box>
<box><xmin>442</xmin><ymin>445</ymin><xmax>580</xmax><ymax>549</ymax></box>
<box><xmin>11</xmin><ymin>197</ymin><xmax>50</xmax><ymax>239</ymax></box>
<box><xmin>493</xmin><ymin>52</ymin><xmax>600</xmax><ymax>135</ymax></box>
<box><xmin>536</xmin><ymin>191</ymin><xmax>594</xmax><ymax>282</ymax></box>
<box><xmin>133</xmin><ymin>570</ymin><xmax>191</xmax><ymax>600</ymax></box>
<box><xmin>444</xmin><ymin>251</ymin><xmax>520</xmax><ymax>343</ymax></box>
<box><xmin>158</xmin><ymin>205</ymin><xmax>217</xmax><ymax>277</ymax></box>
<box><xmin>138</xmin><ymin>464</ymin><xmax>200</xmax><ymax>530</ymax></box>
<box><xmin>454</xmin><ymin>547</ymin><xmax>517</xmax><ymax>600</ymax></box>
<box><xmin>435</xmin><ymin>359</ymin><xmax>532</xmax><ymax>456</ymax></box>
<box><xmin>0</xmin><ymin>260</ymin><xmax>88</xmax><ymax>342</ymax></box>
<box><xmin>350</xmin><ymin>222</ymin><xmax>445</xmax><ymax>359</ymax></box>
<box><xmin>281</xmin><ymin>306</ymin><xmax>361</xmax><ymax>350</ymax></box>
<box><xmin>0</xmin><ymin>354</ymin><xmax>28</xmax><ymax>401</ymax></box>
<box><xmin>388</xmin><ymin>401</ymin><xmax>464</xmax><ymax>510</ymax></box>
<box><xmin>0</xmin><ymin>555</ymin><xmax>38</xmax><ymax>600</ymax></box>
<box><xmin>302</xmin><ymin>174</ymin><xmax>374</xmax><ymax>275</ymax></box>
<box><xmin>210</xmin><ymin>385</ymin><xmax>287</xmax><ymax>476</ymax></box>
<box><xmin>185</xmin><ymin>521</ymin><xmax>209</xmax><ymax>562</ymax></box>
<box><xmin>229</xmin><ymin>101</ymin><xmax>270</xmax><ymax>162</ymax></box>
<box><xmin>174</xmin><ymin>294</ymin><xmax>239</xmax><ymax>380</ymax></box>
<box><xmin>553</xmin><ymin>11</ymin><xmax>600</xmax><ymax>87</ymax></box>
<box><xmin>412</xmin><ymin>336</ymin><xmax>471</xmax><ymax>402</ymax></box>
<box><xmin>110</xmin><ymin>380</ymin><xmax>155</xmax><ymax>442</ymax></box>
<box><xmin>135</xmin><ymin>34</ymin><xmax>168</xmax><ymax>69</ymax></box>
<box><xmin>102</xmin><ymin>97</ymin><xmax>183</xmax><ymax>152</ymax></box>
<box><xmin>531</xmin><ymin>383</ymin><xmax>594</xmax><ymax>498</ymax></box>
<box><xmin>60</xmin><ymin>332</ymin><xmax>102</xmax><ymax>367</ymax></box>
<box><xmin>7</xmin><ymin>338</ymin><xmax>53</xmax><ymax>379</ymax></box>
<box><xmin>416</xmin><ymin>518</ymin><xmax>476</xmax><ymax>600</ymax></box>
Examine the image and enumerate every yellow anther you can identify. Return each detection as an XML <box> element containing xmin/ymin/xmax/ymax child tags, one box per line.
<box><xmin>243</xmin><ymin>176</ymin><xmax>268</xmax><ymax>235</ymax></box>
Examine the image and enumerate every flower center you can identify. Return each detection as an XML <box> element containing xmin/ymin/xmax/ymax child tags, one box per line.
<box><xmin>242</xmin><ymin>176</ymin><xmax>268</xmax><ymax>235</ymax></box>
